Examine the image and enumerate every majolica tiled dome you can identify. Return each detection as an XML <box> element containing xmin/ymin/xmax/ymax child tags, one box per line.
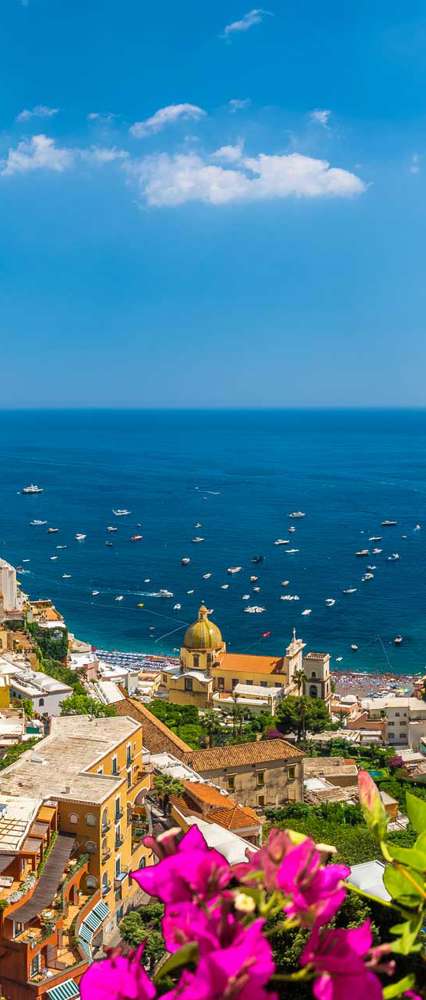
<box><xmin>183</xmin><ymin>604</ymin><xmax>223</xmax><ymax>650</ymax></box>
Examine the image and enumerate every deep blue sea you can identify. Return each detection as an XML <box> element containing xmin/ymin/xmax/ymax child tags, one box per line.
<box><xmin>0</xmin><ymin>409</ymin><xmax>425</xmax><ymax>676</ymax></box>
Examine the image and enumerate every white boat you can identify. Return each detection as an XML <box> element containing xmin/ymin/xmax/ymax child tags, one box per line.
<box><xmin>75</xmin><ymin>533</ymin><xmax>86</xmax><ymax>541</ymax></box>
<box><xmin>285</xmin><ymin>548</ymin><xmax>299</xmax><ymax>554</ymax></box>
<box><xmin>253</xmin><ymin>586</ymin><xmax>261</xmax><ymax>592</ymax></box>
<box><xmin>343</xmin><ymin>588</ymin><xmax>357</xmax><ymax>594</ymax></box>
<box><xmin>56</xmin><ymin>545</ymin><xmax>67</xmax><ymax>549</ymax></box>
<box><xmin>336</xmin><ymin>656</ymin><xmax>343</xmax><ymax>662</ymax></box>
<box><xmin>301</xmin><ymin>608</ymin><xmax>312</xmax><ymax>616</ymax></box>
<box><xmin>250</xmin><ymin>575</ymin><xmax>258</xmax><ymax>582</ymax></box>
<box><xmin>281</xmin><ymin>594</ymin><xmax>300</xmax><ymax>601</ymax></box>
<box><xmin>244</xmin><ymin>606</ymin><xmax>265</xmax><ymax>613</ymax></box>
<box><xmin>393</xmin><ymin>635</ymin><xmax>403</xmax><ymax>645</ymax></box>
<box><xmin>115</xmin><ymin>595</ymin><xmax>124</xmax><ymax>601</ymax></box>
<box><xmin>30</xmin><ymin>519</ymin><xmax>47</xmax><ymax>526</ymax></box>
<box><xmin>107</xmin><ymin>526</ymin><xmax>118</xmax><ymax>532</ymax></box>
<box><xmin>351</xmin><ymin>644</ymin><xmax>359</xmax><ymax>651</ymax></box>
<box><xmin>227</xmin><ymin>566</ymin><xmax>242</xmax><ymax>574</ymax></box>
<box><xmin>367</xmin><ymin>565</ymin><xmax>376</xmax><ymax>571</ymax></box>
<box><xmin>289</xmin><ymin>511</ymin><xmax>306</xmax><ymax>518</ymax></box>
<box><xmin>173</xmin><ymin>603</ymin><xmax>182</xmax><ymax>610</ymax></box>
<box><xmin>181</xmin><ymin>557</ymin><xmax>191</xmax><ymax>566</ymax></box>
<box><xmin>21</xmin><ymin>484</ymin><xmax>44</xmax><ymax>494</ymax></box>
<box><xmin>221</xmin><ymin>584</ymin><xmax>230</xmax><ymax>589</ymax></box>
<box><xmin>158</xmin><ymin>589</ymin><xmax>173</xmax><ymax>598</ymax></box>
<box><xmin>369</xmin><ymin>536</ymin><xmax>382</xmax><ymax>542</ymax></box>
<box><xmin>192</xmin><ymin>537</ymin><xmax>205</xmax><ymax>543</ymax></box>
<box><xmin>22</xmin><ymin>558</ymin><xmax>30</xmax><ymax>563</ymax></box>
<box><xmin>382</xmin><ymin>520</ymin><xmax>397</xmax><ymax>527</ymax></box>
<box><xmin>387</xmin><ymin>553</ymin><xmax>400</xmax><ymax>561</ymax></box>
<box><xmin>372</xmin><ymin>548</ymin><xmax>382</xmax><ymax>554</ymax></box>
<box><xmin>362</xmin><ymin>573</ymin><xmax>374</xmax><ymax>581</ymax></box>
<box><xmin>274</xmin><ymin>539</ymin><xmax>289</xmax><ymax>546</ymax></box>
<box><xmin>187</xmin><ymin>589</ymin><xmax>195</xmax><ymax>594</ymax></box>
<box><xmin>281</xmin><ymin>580</ymin><xmax>290</xmax><ymax>586</ymax></box>
<box><xmin>47</xmin><ymin>527</ymin><xmax>59</xmax><ymax>534</ymax></box>
<box><xmin>242</xmin><ymin>594</ymin><xmax>250</xmax><ymax>600</ymax></box>
<box><xmin>92</xmin><ymin>591</ymin><xmax>100</xmax><ymax>596</ymax></box>
<box><xmin>414</xmin><ymin>524</ymin><xmax>421</xmax><ymax>531</ymax></box>
<box><xmin>62</xmin><ymin>573</ymin><xmax>72</xmax><ymax>579</ymax></box>
<box><xmin>288</xmin><ymin>526</ymin><xmax>296</xmax><ymax>533</ymax></box>
<box><xmin>355</xmin><ymin>549</ymin><xmax>369</xmax><ymax>557</ymax></box>
<box><xmin>325</xmin><ymin>598</ymin><xmax>336</xmax><ymax>606</ymax></box>
<box><xmin>113</xmin><ymin>509</ymin><xmax>131</xmax><ymax>516</ymax></box>
<box><xmin>194</xmin><ymin>522</ymin><xmax>202</xmax><ymax>528</ymax></box>
<box><xmin>202</xmin><ymin>573</ymin><xmax>212</xmax><ymax>579</ymax></box>
<box><xmin>50</xmin><ymin>555</ymin><xmax>58</xmax><ymax>561</ymax></box>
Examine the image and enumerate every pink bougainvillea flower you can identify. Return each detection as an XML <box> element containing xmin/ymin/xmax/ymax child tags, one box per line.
<box><xmin>301</xmin><ymin>920</ymin><xmax>383</xmax><ymax>1000</ymax></box>
<box><xmin>162</xmin><ymin>900</ymin><xmax>233</xmax><ymax>955</ymax></box>
<box><xmin>79</xmin><ymin>945</ymin><xmax>156</xmax><ymax>1000</ymax></box>
<box><xmin>358</xmin><ymin>771</ymin><xmax>387</xmax><ymax>839</ymax></box>
<box><xmin>132</xmin><ymin>825</ymin><xmax>231</xmax><ymax>904</ymax></box>
<box><xmin>234</xmin><ymin>828</ymin><xmax>301</xmax><ymax>891</ymax></box>
<box><xmin>163</xmin><ymin>920</ymin><xmax>277</xmax><ymax>1000</ymax></box>
<box><xmin>276</xmin><ymin>838</ymin><xmax>349</xmax><ymax>927</ymax></box>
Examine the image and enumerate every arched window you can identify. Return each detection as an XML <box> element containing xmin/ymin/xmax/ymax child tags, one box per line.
<box><xmin>85</xmin><ymin>813</ymin><xmax>96</xmax><ymax>827</ymax></box>
<box><xmin>311</xmin><ymin>671</ymin><xmax>316</xmax><ymax>679</ymax></box>
<box><xmin>309</xmin><ymin>685</ymin><xmax>318</xmax><ymax>698</ymax></box>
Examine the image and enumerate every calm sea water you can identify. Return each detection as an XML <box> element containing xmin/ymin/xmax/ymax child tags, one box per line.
<box><xmin>0</xmin><ymin>409</ymin><xmax>425</xmax><ymax>676</ymax></box>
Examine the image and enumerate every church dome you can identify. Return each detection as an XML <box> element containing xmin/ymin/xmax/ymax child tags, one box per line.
<box><xmin>183</xmin><ymin>605</ymin><xmax>223</xmax><ymax>651</ymax></box>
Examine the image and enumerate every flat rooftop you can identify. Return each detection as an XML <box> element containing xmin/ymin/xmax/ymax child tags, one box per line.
<box><xmin>0</xmin><ymin>715</ymin><xmax>140</xmax><ymax>806</ymax></box>
<box><xmin>0</xmin><ymin>794</ymin><xmax>42</xmax><ymax>853</ymax></box>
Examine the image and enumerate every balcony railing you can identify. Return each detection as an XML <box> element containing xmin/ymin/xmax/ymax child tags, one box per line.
<box><xmin>114</xmin><ymin>808</ymin><xmax>124</xmax><ymax>822</ymax></box>
<box><xmin>115</xmin><ymin>835</ymin><xmax>124</xmax><ymax>850</ymax></box>
<box><xmin>101</xmin><ymin>849</ymin><xmax>111</xmax><ymax>863</ymax></box>
<box><xmin>102</xmin><ymin>882</ymin><xmax>111</xmax><ymax>897</ymax></box>
<box><xmin>101</xmin><ymin>820</ymin><xmax>111</xmax><ymax>834</ymax></box>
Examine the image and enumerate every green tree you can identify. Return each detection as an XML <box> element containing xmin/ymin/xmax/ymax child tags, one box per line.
<box><xmin>60</xmin><ymin>693</ymin><xmax>116</xmax><ymax>717</ymax></box>
<box><xmin>274</xmin><ymin>696</ymin><xmax>333</xmax><ymax>738</ymax></box>
<box><xmin>152</xmin><ymin>774</ymin><xmax>185</xmax><ymax>815</ymax></box>
<box><xmin>22</xmin><ymin>698</ymin><xmax>34</xmax><ymax>719</ymax></box>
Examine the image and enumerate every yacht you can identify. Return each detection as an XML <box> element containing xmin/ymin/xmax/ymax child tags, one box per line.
<box><xmin>351</xmin><ymin>644</ymin><xmax>359</xmax><ymax>651</ymax></box>
<box><xmin>288</xmin><ymin>526</ymin><xmax>296</xmax><ymax>533</ymax></box>
<box><xmin>75</xmin><ymin>533</ymin><xmax>86</xmax><ymax>541</ymax></box>
<box><xmin>393</xmin><ymin>635</ymin><xmax>403</xmax><ymax>645</ymax></box>
<box><xmin>173</xmin><ymin>603</ymin><xmax>182</xmax><ymax>610</ymax></box>
<box><xmin>274</xmin><ymin>539</ymin><xmax>289</xmax><ymax>546</ymax></box>
<box><xmin>336</xmin><ymin>656</ymin><xmax>343</xmax><ymax>662</ymax></box>
<box><xmin>62</xmin><ymin>573</ymin><xmax>72</xmax><ymax>579</ymax></box>
<box><xmin>187</xmin><ymin>589</ymin><xmax>195</xmax><ymax>594</ymax></box>
<box><xmin>159</xmin><ymin>589</ymin><xmax>173</xmax><ymax>598</ymax></box>
<box><xmin>387</xmin><ymin>553</ymin><xmax>400</xmax><ymax>561</ymax></box>
<box><xmin>47</xmin><ymin>527</ymin><xmax>59</xmax><ymax>534</ymax></box>
<box><xmin>50</xmin><ymin>555</ymin><xmax>58</xmax><ymax>561</ymax></box>
<box><xmin>91</xmin><ymin>591</ymin><xmax>100</xmax><ymax>596</ymax></box>
<box><xmin>253</xmin><ymin>586</ymin><xmax>261</xmax><ymax>592</ymax></box>
<box><xmin>289</xmin><ymin>511</ymin><xmax>306</xmax><ymax>518</ymax></box>
<box><xmin>414</xmin><ymin>524</ymin><xmax>421</xmax><ymax>531</ymax></box>
<box><xmin>372</xmin><ymin>548</ymin><xmax>382</xmax><ymax>554</ymax></box>
<box><xmin>130</xmin><ymin>534</ymin><xmax>143</xmax><ymax>542</ymax></box>
<box><xmin>30</xmin><ymin>519</ymin><xmax>47</xmax><ymax>526</ymax></box>
<box><xmin>192</xmin><ymin>536</ymin><xmax>205</xmax><ymax>543</ymax></box>
<box><xmin>194</xmin><ymin>522</ymin><xmax>202</xmax><ymax>528</ymax></box>
<box><xmin>325</xmin><ymin>598</ymin><xmax>336</xmax><ymax>606</ymax></box>
<box><xmin>107</xmin><ymin>526</ymin><xmax>118</xmax><ymax>532</ymax></box>
<box><xmin>369</xmin><ymin>536</ymin><xmax>382</xmax><ymax>542</ymax></box>
<box><xmin>221</xmin><ymin>584</ymin><xmax>230</xmax><ymax>589</ymax></box>
<box><xmin>181</xmin><ymin>557</ymin><xmax>191</xmax><ymax>566</ymax></box>
<box><xmin>21</xmin><ymin>484</ymin><xmax>44</xmax><ymax>494</ymax></box>
<box><xmin>250</xmin><ymin>575</ymin><xmax>258</xmax><ymax>582</ymax></box>
<box><xmin>281</xmin><ymin>580</ymin><xmax>290</xmax><ymax>586</ymax></box>
<box><xmin>115</xmin><ymin>595</ymin><xmax>124</xmax><ymax>601</ymax></box>
<box><xmin>301</xmin><ymin>608</ymin><xmax>312</xmax><ymax>616</ymax></box>
<box><xmin>242</xmin><ymin>594</ymin><xmax>250</xmax><ymax>600</ymax></box>
<box><xmin>367</xmin><ymin>564</ymin><xmax>376</xmax><ymax>571</ymax></box>
<box><xmin>355</xmin><ymin>549</ymin><xmax>369</xmax><ymax>557</ymax></box>
<box><xmin>112</xmin><ymin>509</ymin><xmax>131</xmax><ymax>516</ymax></box>
<box><xmin>202</xmin><ymin>572</ymin><xmax>212</xmax><ymax>579</ymax></box>
<box><xmin>244</xmin><ymin>606</ymin><xmax>265</xmax><ymax>613</ymax></box>
<box><xmin>362</xmin><ymin>573</ymin><xmax>374</xmax><ymax>581</ymax></box>
<box><xmin>227</xmin><ymin>566</ymin><xmax>242</xmax><ymax>574</ymax></box>
<box><xmin>343</xmin><ymin>587</ymin><xmax>357</xmax><ymax>594</ymax></box>
<box><xmin>382</xmin><ymin>520</ymin><xmax>397</xmax><ymax>527</ymax></box>
<box><xmin>285</xmin><ymin>548</ymin><xmax>299</xmax><ymax>554</ymax></box>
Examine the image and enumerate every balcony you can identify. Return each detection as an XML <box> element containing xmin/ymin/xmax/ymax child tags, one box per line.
<box><xmin>101</xmin><ymin>820</ymin><xmax>111</xmax><ymax>834</ymax></box>
<box><xmin>115</xmin><ymin>835</ymin><xmax>124</xmax><ymax>850</ymax></box>
<box><xmin>101</xmin><ymin>848</ymin><xmax>111</xmax><ymax>863</ymax></box>
<box><xmin>102</xmin><ymin>882</ymin><xmax>111</xmax><ymax>897</ymax></box>
<box><xmin>114</xmin><ymin>809</ymin><xmax>124</xmax><ymax>823</ymax></box>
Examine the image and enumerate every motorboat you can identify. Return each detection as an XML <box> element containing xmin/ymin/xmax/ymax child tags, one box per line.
<box><xmin>75</xmin><ymin>533</ymin><xmax>86</xmax><ymax>541</ymax></box>
<box><xmin>369</xmin><ymin>536</ymin><xmax>382</xmax><ymax>542</ymax></box>
<box><xmin>130</xmin><ymin>534</ymin><xmax>143</xmax><ymax>542</ymax></box>
<box><xmin>194</xmin><ymin>522</ymin><xmax>202</xmax><ymax>528</ymax></box>
<box><xmin>301</xmin><ymin>608</ymin><xmax>312</xmax><ymax>616</ymax></box>
<box><xmin>362</xmin><ymin>573</ymin><xmax>374</xmax><ymax>581</ymax></box>
<box><xmin>113</xmin><ymin>509</ymin><xmax>131</xmax><ymax>516</ymax></box>
<box><xmin>281</xmin><ymin>594</ymin><xmax>300</xmax><ymax>601</ymax></box>
<box><xmin>289</xmin><ymin>511</ymin><xmax>306</xmax><ymax>518</ymax></box>
<box><xmin>244</xmin><ymin>606</ymin><xmax>265</xmax><ymax>613</ymax></box>
<box><xmin>251</xmin><ymin>555</ymin><xmax>264</xmax><ymax>564</ymax></box>
<box><xmin>281</xmin><ymin>580</ymin><xmax>290</xmax><ymax>586</ymax></box>
<box><xmin>355</xmin><ymin>549</ymin><xmax>369</xmax><ymax>557</ymax></box>
<box><xmin>351</xmin><ymin>644</ymin><xmax>359</xmax><ymax>651</ymax></box>
<box><xmin>336</xmin><ymin>656</ymin><xmax>343</xmax><ymax>662</ymax></box>
<box><xmin>393</xmin><ymin>635</ymin><xmax>403</xmax><ymax>645</ymax></box>
<box><xmin>274</xmin><ymin>539</ymin><xmax>289</xmax><ymax>546</ymax></box>
<box><xmin>181</xmin><ymin>557</ymin><xmax>191</xmax><ymax>566</ymax></box>
<box><xmin>372</xmin><ymin>548</ymin><xmax>382</xmax><ymax>554</ymax></box>
<box><xmin>387</xmin><ymin>553</ymin><xmax>400</xmax><ymax>561</ymax></box>
<box><xmin>105</xmin><ymin>541</ymin><xmax>113</xmax><ymax>546</ymax></box>
<box><xmin>367</xmin><ymin>565</ymin><xmax>376</xmax><ymax>571</ymax></box>
<box><xmin>30</xmin><ymin>519</ymin><xmax>47</xmax><ymax>526</ymax></box>
<box><xmin>242</xmin><ymin>594</ymin><xmax>250</xmax><ymax>600</ymax></box>
<box><xmin>253</xmin><ymin>586</ymin><xmax>261</xmax><ymax>592</ymax></box>
<box><xmin>382</xmin><ymin>520</ymin><xmax>397</xmax><ymax>527</ymax></box>
<box><xmin>173</xmin><ymin>603</ymin><xmax>182</xmax><ymax>610</ymax></box>
<box><xmin>192</xmin><ymin>537</ymin><xmax>205</xmax><ymax>543</ymax></box>
<box><xmin>187</xmin><ymin>589</ymin><xmax>195</xmax><ymax>594</ymax></box>
<box><xmin>21</xmin><ymin>484</ymin><xmax>44</xmax><ymax>494</ymax></box>
<box><xmin>250</xmin><ymin>575</ymin><xmax>258</xmax><ymax>582</ymax></box>
<box><xmin>56</xmin><ymin>545</ymin><xmax>67</xmax><ymax>549</ymax></box>
<box><xmin>202</xmin><ymin>572</ymin><xmax>212</xmax><ymax>579</ymax></box>
<box><xmin>285</xmin><ymin>548</ymin><xmax>299</xmax><ymax>554</ymax></box>
<box><xmin>22</xmin><ymin>558</ymin><xmax>30</xmax><ymax>563</ymax></box>
<box><xmin>288</xmin><ymin>526</ymin><xmax>296</xmax><ymax>533</ymax></box>
<box><xmin>47</xmin><ymin>527</ymin><xmax>59</xmax><ymax>534</ymax></box>
<box><xmin>221</xmin><ymin>584</ymin><xmax>230</xmax><ymax>589</ymax></box>
<box><xmin>159</xmin><ymin>589</ymin><xmax>174</xmax><ymax>598</ymax></box>
<box><xmin>414</xmin><ymin>524</ymin><xmax>421</xmax><ymax>531</ymax></box>
<box><xmin>50</xmin><ymin>555</ymin><xmax>58</xmax><ymax>561</ymax></box>
<box><xmin>107</xmin><ymin>526</ymin><xmax>118</xmax><ymax>532</ymax></box>
<box><xmin>227</xmin><ymin>566</ymin><xmax>242</xmax><ymax>574</ymax></box>
<box><xmin>62</xmin><ymin>573</ymin><xmax>72</xmax><ymax>579</ymax></box>
<box><xmin>137</xmin><ymin>602</ymin><xmax>144</xmax><ymax>607</ymax></box>
<box><xmin>115</xmin><ymin>595</ymin><xmax>124</xmax><ymax>601</ymax></box>
<box><xmin>92</xmin><ymin>591</ymin><xmax>100</xmax><ymax>596</ymax></box>
<box><xmin>343</xmin><ymin>588</ymin><xmax>357</xmax><ymax>594</ymax></box>
<box><xmin>325</xmin><ymin>598</ymin><xmax>335</xmax><ymax>606</ymax></box>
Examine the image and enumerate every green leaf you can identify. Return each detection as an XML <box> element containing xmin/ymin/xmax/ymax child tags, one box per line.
<box><xmin>383</xmin><ymin>863</ymin><xmax>425</xmax><ymax>906</ymax></box>
<box><xmin>154</xmin><ymin>942</ymin><xmax>198</xmax><ymax>982</ymax></box>
<box><xmin>390</xmin><ymin>915</ymin><xmax>423</xmax><ymax>955</ymax></box>
<box><xmin>383</xmin><ymin>974</ymin><xmax>415</xmax><ymax>998</ymax></box>
<box><xmin>405</xmin><ymin>791</ymin><xmax>426</xmax><ymax>835</ymax></box>
<box><xmin>385</xmin><ymin>843</ymin><xmax>426</xmax><ymax>872</ymax></box>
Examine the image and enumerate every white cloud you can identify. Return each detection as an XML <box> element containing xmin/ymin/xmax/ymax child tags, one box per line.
<box><xmin>228</xmin><ymin>98</ymin><xmax>251</xmax><ymax>112</ymax></box>
<box><xmin>409</xmin><ymin>153</ymin><xmax>421</xmax><ymax>174</ymax></box>
<box><xmin>222</xmin><ymin>9</ymin><xmax>272</xmax><ymax>39</ymax></box>
<box><xmin>16</xmin><ymin>105</ymin><xmax>59</xmax><ymax>123</ymax></box>
<box><xmin>127</xmin><ymin>149</ymin><xmax>366</xmax><ymax>207</ymax></box>
<box><xmin>310</xmin><ymin>109</ymin><xmax>331</xmax><ymax>128</ymax></box>
<box><xmin>130</xmin><ymin>103</ymin><xmax>206</xmax><ymax>138</ymax></box>
<box><xmin>212</xmin><ymin>142</ymin><xmax>244</xmax><ymax>163</ymax></box>
<box><xmin>87</xmin><ymin>112</ymin><xmax>117</xmax><ymax>123</ymax></box>
<box><xmin>81</xmin><ymin>146</ymin><xmax>129</xmax><ymax>164</ymax></box>
<box><xmin>1</xmin><ymin>134</ymin><xmax>74</xmax><ymax>176</ymax></box>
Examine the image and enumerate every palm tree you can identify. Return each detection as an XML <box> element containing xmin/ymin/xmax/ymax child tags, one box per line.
<box><xmin>204</xmin><ymin>710</ymin><xmax>222</xmax><ymax>747</ymax></box>
<box><xmin>153</xmin><ymin>775</ymin><xmax>185</xmax><ymax>815</ymax></box>
<box><xmin>294</xmin><ymin>668</ymin><xmax>305</xmax><ymax>696</ymax></box>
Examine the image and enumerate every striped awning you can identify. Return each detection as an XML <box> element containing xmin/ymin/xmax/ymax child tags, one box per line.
<box><xmin>84</xmin><ymin>899</ymin><xmax>109</xmax><ymax>934</ymax></box>
<box><xmin>46</xmin><ymin>979</ymin><xmax>80</xmax><ymax>1000</ymax></box>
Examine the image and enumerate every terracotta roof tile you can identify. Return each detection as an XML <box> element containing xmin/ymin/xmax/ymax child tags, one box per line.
<box><xmin>115</xmin><ymin>697</ymin><xmax>191</xmax><ymax>758</ymax></box>
<box><xmin>216</xmin><ymin>653</ymin><xmax>286</xmax><ymax>676</ymax></box>
<box><xmin>184</xmin><ymin>738</ymin><xmax>303</xmax><ymax>771</ymax></box>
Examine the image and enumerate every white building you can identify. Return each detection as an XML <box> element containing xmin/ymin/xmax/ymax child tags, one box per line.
<box><xmin>0</xmin><ymin>559</ymin><xmax>19</xmax><ymax>614</ymax></box>
<box><xmin>9</xmin><ymin>665</ymin><xmax>72</xmax><ymax>716</ymax></box>
<box><xmin>361</xmin><ymin>696</ymin><xmax>426</xmax><ymax>749</ymax></box>
<box><xmin>213</xmin><ymin>682</ymin><xmax>284</xmax><ymax>715</ymax></box>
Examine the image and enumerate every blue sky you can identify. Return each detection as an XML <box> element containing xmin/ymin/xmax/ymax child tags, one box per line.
<box><xmin>2</xmin><ymin>0</ymin><xmax>426</xmax><ymax>407</ymax></box>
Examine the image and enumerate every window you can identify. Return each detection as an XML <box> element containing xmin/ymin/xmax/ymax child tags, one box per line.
<box><xmin>127</xmin><ymin>770</ymin><xmax>132</xmax><ymax>789</ymax></box>
<box><xmin>257</xmin><ymin>771</ymin><xmax>265</xmax><ymax>787</ymax></box>
<box><xmin>227</xmin><ymin>775</ymin><xmax>235</xmax><ymax>791</ymax></box>
<box><xmin>311</xmin><ymin>671</ymin><xmax>317</xmax><ymax>679</ymax></box>
<box><xmin>218</xmin><ymin>677</ymin><xmax>224</xmax><ymax>692</ymax></box>
<box><xmin>31</xmin><ymin>953</ymin><xmax>41</xmax><ymax>977</ymax></box>
<box><xmin>207</xmin><ymin>653</ymin><xmax>214</xmax><ymax>665</ymax></box>
<box><xmin>232</xmin><ymin>678</ymin><xmax>239</xmax><ymax>690</ymax></box>
<box><xmin>85</xmin><ymin>841</ymin><xmax>96</xmax><ymax>854</ymax></box>
<box><xmin>39</xmin><ymin>698</ymin><xmax>44</xmax><ymax>706</ymax></box>
<box><xmin>86</xmin><ymin>813</ymin><xmax>96</xmax><ymax>827</ymax></box>
<box><xmin>87</xmin><ymin>875</ymin><xmax>98</xmax><ymax>890</ymax></box>
<box><xmin>69</xmin><ymin>813</ymin><xmax>79</xmax><ymax>824</ymax></box>
<box><xmin>97</xmin><ymin>767</ymin><xmax>103</xmax><ymax>775</ymax></box>
<box><xmin>246</xmin><ymin>680</ymin><xmax>253</xmax><ymax>686</ymax></box>
<box><xmin>287</xmin><ymin>766</ymin><xmax>296</xmax><ymax>781</ymax></box>
<box><xmin>309</xmin><ymin>685</ymin><xmax>317</xmax><ymax>698</ymax></box>
<box><xmin>184</xmin><ymin>677</ymin><xmax>193</xmax><ymax>692</ymax></box>
<box><xmin>14</xmin><ymin>921</ymin><xmax>24</xmax><ymax>937</ymax></box>
<box><xmin>258</xmin><ymin>795</ymin><xmax>265</xmax><ymax>808</ymax></box>
<box><xmin>115</xmin><ymin>856</ymin><xmax>121</xmax><ymax>877</ymax></box>
<box><xmin>112</xmin><ymin>755</ymin><xmax>118</xmax><ymax>775</ymax></box>
<box><xmin>115</xmin><ymin>797</ymin><xmax>121</xmax><ymax>822</ymax></box>
<box><xmin>260</xmin><ymin>681</ymin><xmax>267</xmax><ymax>688</ymax></box>
<box><xmin>193</xmin><ymin>654</ymin><xmax>200</xmax><ymax>668</ymax></box>
<box><xmin>126</xmin><ymin>744</ymin><xmax>132</xmax><ymax>767</ymax></box>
